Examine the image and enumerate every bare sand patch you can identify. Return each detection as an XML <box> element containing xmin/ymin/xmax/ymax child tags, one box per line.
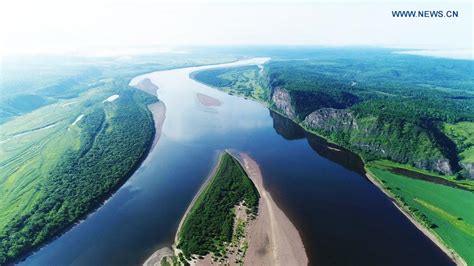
<box><xmin>196</xmin><ymin>93</ymin><xmax>221</xmax><ymax>107</ymax></box>
<box><xmin>103</xmin><ymin>94</ymin><xmax>119</xmax><ymax>103</ymax></box>
<box><xmin>232</xmin><ymin>152</ymin><xmax>308</xmax><ymax>266</ymax></box>
<box><xmin>143</xmin><ymin>151</ymin><xmax>308</xmax><ymax>266</ymax></box>
<box><xmin>143</xmin><ymin>247</ymin><xmax>173</xmax><ymax>266</ymax></box>
<box><xmin>148</xmin><ymin>102</ymin><xmax>166</xmax><ymax>149</ymax></box>
<box><xmin>132</xmin><ymin>78</ymin><xmax>166</xmax><ymax>150</ymax></box>
<box><xmin>134</xmin><ymin>78</ymin><xmax>159</xmax><ymax>96</ymax></box>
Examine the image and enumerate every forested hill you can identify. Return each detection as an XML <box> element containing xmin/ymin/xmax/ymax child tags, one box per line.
<box><xmin>192</xmin><ymin>50</ymin><xmax>474</xmax><ymax>179</ymax></box>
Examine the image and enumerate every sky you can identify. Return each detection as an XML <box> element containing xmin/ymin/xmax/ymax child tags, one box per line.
<box><xmin>0</xmin><ymin>0</ymin><xmax>472</xmax><ymax>56</ymax></box>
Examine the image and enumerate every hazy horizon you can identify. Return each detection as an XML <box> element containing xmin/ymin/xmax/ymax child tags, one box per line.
<box><xmin>1</xmin><ymin>0</ymin><xmax>472</xmax><ymax>57</ymax></box>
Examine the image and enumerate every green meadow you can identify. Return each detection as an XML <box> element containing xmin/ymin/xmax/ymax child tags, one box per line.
<box><xmin>367</xmin><ymin>161</ymin><xmax>474</xmax><ymax>264</ymax></box>
<box><xmin>0</xmin><ymin>53</ymin><xmax>238</xmax><ymax>264</ymax></box>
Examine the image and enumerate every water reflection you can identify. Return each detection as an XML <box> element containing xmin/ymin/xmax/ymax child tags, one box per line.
<box><xmin>270</xmin><ymin>110</ymin><xmax>365</xmax><ymax>175</ymax></box>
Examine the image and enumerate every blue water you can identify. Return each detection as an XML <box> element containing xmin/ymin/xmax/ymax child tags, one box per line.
<box><xmin>21</xmin><ymin>60</ymin><xmax>453</xmax><ymax>266</ymax></box>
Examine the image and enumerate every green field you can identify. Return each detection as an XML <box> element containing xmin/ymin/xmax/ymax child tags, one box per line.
<box><xmin>0</xmin><ymin>53</ymin><xmax>239</xmax><ymax>264</ymax></box>
<box><xmin>0</xmin><ymin>84</ymin><xmax>157</xmax><ymax>262</ymax></box>
<box><xmin>177</xmin><ymin>152</ymin><xmax>259</xmax><ymax>261</ymax></box>
<box><xmin>193</xmin><ymin>65</ymin><xmax>268</xmax><ymax>102</ymax></box>
<box><xmin>367</xmin><ymin>161</ymin><xmax>474</xmax><ymax>264</ymax></box>
<box><xmin>444</xmin><ymin>122</ymin><xmax>474</xmax><ymax>165</ymax></box>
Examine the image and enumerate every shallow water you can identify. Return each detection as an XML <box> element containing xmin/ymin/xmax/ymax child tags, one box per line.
<box><xmin>21</xmin><ymin>58</ymin><xmax>453</xmax><ymax>266</ymax></box>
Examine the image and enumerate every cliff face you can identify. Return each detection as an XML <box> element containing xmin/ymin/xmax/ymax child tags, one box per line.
<box><xmin>271</xmin><ymin>87</ymin><xmax>297</xmax><ymax>120</ymax></box>
<box><xmin>265</xmin><ymin>79</ymin><xmax>458</xmax><ymax>176</ymax></box>
<box><xmin>304</xmin><ymin>108</ymin><xmax>358</xmax><ymax>132</ymax></box>
<box><xmin>301</xmin><ymin>108</ymin><xmax>455</xmax><ymax>175</ymax></box>
<box><xmin>461</xmin><ymin>162</ymin><xmax>474</xmax><ymax>179</ymax></box>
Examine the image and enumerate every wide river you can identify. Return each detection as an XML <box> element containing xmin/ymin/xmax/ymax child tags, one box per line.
<box><xmin>21</xmin><ymin>58</ymin><xmax>453</xmax><ymax>265</ymax></box>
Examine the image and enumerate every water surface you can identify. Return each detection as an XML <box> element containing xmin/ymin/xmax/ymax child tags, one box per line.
<box><xmin>21</xmin><ymin>59</ymin><xmax>453</xmax><ymax>266</ymax></box>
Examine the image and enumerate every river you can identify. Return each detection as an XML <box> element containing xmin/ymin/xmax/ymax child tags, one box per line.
<box><xmin>20</xmin><ymin>58</ymin><xmax>453</xmax><ymax>266</ymax></box>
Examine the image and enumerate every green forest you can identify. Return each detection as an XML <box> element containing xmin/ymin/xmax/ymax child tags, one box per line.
<box><xmin>0</xmin><ymin>88</ymin><xmax>156</xmax><ymax>263</ymax></box>
<box><xmin>192</xmin><ymin>50</ymin><xmax>474</xmax><ymax>179</ymax></box>
<box><xmin>192</xmin><ymin>49</ymin><xmax>474</xmax><ymax>264</ymax></box>
<box><xmin>177</xmin><ymin>152</ymin><xmax>259</xmax><ymax>259</ymax></box>
<box><xmin>0</xmin><ymin>53</ymin><xmax>239</xmax><ymax>264</ymax></box>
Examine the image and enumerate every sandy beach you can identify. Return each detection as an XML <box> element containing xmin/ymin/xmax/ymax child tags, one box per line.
<box><xmin>133</xmin><ymin>78</ymin><xmax>166</xmax><ymax>149</ymax></box>
<box><xmin>134</xmin><ymin>78</ymin><xmax>160</xmax><ymax>96</ymax></box>
<box><xmin>365</xmin><ymin>170</ymin><xmax>467</xmax><ymax>266</ymax></box>
<box><xmin>232</xmin><ymin>152</ymin><xmax>308</xmax><ymax>266</ymax></box>
<box><xmin>143</xmin><ymin>151</ymin><xmax>308</xmax><ymax>266</ymax></box>
<box><xmin>196</xmin><ymin>92</ymin><xmax>221</xmax><ymax>107</ymax></box>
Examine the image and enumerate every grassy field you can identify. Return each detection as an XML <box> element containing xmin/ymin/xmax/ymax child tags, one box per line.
<box><xmin>443</xmin><ymin>122</ymin><xmax>474</xmax><ymax>164</ymax></box>
<box><xmin>371</xmin><ymin>160</ymin><xmax>474</xmax><ymax>191</ymax></box>
<box><xmin>177</xmin><ymin>152</ymin><xmax>259</xmax><ymax>262</ymax></box>
<box><xmin>0</xmin><ymin>53</ymin><xmax>240</xmax><ymax>264</ymax></box>
<box><xmin>0</xmin><ymin>87</ymin><xmax>111</xmax><ymax>230</ymax></box>
<box><xmin>192</xmin><ymin>65</ymin><xmax>268</xmax><ymax>102</ymax></box>
<box><xmin>367</xmin><ymin>161</ymin><xmax>474</xmax><ymax>264</ymax></box>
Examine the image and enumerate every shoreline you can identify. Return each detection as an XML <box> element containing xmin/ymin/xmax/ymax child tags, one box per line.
<box><xmin>187</xmin><ymin>73</ymin><xmax>466</xmax><ymax>266</ymax></box>
<box><xmin>143</xmin><ymin>152</ymin><xmax>224</xmax><ymax>266</ymax></box>
<box><xmin>230</xmin><ymin>151</ymin><xmax>308</xmax><ymax>266</ymax></box>
<box><xmin>365</xmin><ymin>169</ymin><xmax>467</xmax><ymax>266</ymax></box>
<box><xmin>9</xmin><ymin>81</ymin><xmax>166</xmax><ymax>266</ymax></box>
<box><xmin>174</xmin><ymin>152</ymin><xmax>224</xmax><ymax>245</ymax></box>
<box><xmin>143</xmin><ymin>151</ymin><xmax>308</xmax><ymax>266</ymax></box>
<box><xmin>133</xmin><ymin>77</ymin><xmax>167</xmax><ymax>150</ymax></box>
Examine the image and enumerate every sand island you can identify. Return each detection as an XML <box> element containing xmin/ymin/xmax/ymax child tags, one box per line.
<box><xmin>144</xmin><ymin>151</ymin><xmax>307</xmax><ymax>266</ymax></box>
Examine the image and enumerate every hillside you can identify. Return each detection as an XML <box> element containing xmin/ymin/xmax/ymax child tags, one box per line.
<box><xmin>192</xmin><ymin>50</ymin><xmax>474</xmax><ymax>179</ymax></box>
<box><xmin>191</xmin><ymin>49</ymin><xmax>474</xmax><ymax>264</ymax></box>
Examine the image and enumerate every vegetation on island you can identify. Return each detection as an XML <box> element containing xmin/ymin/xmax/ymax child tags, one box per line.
<box><xmin>177</xmin><ymin>152</ymin><xmax>259</xmax><ymax>262</ymax></box>
<box><xmin>0</xmin><ymin>53</ymin><xmax>239</xmax><ymax>264</ymax></box>
<box><xmin>191</xmin><ymin>48</ymin><xmax>474</xmax><ymax>264</ymax></box>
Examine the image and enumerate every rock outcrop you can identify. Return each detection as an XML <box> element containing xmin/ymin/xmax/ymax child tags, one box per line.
<box><xmin>303</xmin><ymin>108</ymin><xmax>358</xmax><ymax>132</ymax></box>
<box><xmin>461</xmin><ymin>162</ymin><xmax>474</xmax><ymax>179</ymax></box>
<box><xmin>302</xmin><ymin>108</ymin><xmax>454</xmax><ymax>175</ymax></box>
<box><xmin>271</xmin><ymin>87</ymin><xmax>297</xmax><ymax>120</ymax></box>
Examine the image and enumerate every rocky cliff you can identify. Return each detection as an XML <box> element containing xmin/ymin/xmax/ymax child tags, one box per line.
<box><xmin>271</xmin><ymin>87</ymin><xmax>297</xmax><ymax>120</ymax></box>
<box><xmin>301</xmin><ymin>108</ymin><xmax>455</xmax><ymax>175</ymax></box>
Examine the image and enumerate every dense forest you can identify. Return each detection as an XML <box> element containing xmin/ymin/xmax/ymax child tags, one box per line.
<box><xmin>177</xmin><ymin>153</ymin><xmax>259</xmax><ymax>260</ymax></box>
<box><xmin>192</xmin><ymin>50</ymin><xmax>474</xmax><ymax>178</ymax></box>
<box><xmin>0</xmin><ymin>88</ymin><xmax>156</xmax><ymax>264</ymax></box>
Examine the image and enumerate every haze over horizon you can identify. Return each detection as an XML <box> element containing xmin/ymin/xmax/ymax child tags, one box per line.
<box><xmin>0</xmin><ymin>0</ymin><xmax>472</xmax><ymax>57</ymax></box>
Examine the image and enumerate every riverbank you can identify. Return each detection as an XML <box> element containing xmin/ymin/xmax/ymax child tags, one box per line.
<box><xmin>132</xmin><ymin>77</ymin><xmax>166</xmax><ymax>149</ymax></box>
<box><xmin>188</xmin><ymin>69</ymin><xmax>469</xmax><ymax>265</ymax></box>
<box><xmin>143</xmin><ymin>151</ymin><xmax>308</xmax><ymax>266</ymax></box>
<box><xmin>143</xmin><ymin>152</ymin><xmax>224</xmax><ymax>266</ymax></box>
<box><xmin>231</xmin><ymin>152</ymin><xmax>308</xmax><ymax>266</ymax></box>
<box><xmin>365</xmin><ymin>169</ymin><xmax>467</xmax><ymax>266</ymax></box>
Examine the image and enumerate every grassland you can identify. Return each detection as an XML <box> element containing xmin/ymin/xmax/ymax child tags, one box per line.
<box><xmin>0</xmin><ymin>53</ymin><xmax>240</xmax><ymax>264</ymax></box>
<box><xmin>444</xmin><ymin>122</ymin><xmax>474</xmax><ymax>164</ymax></box>
<box><xmin>192</xmin><ymin>65</ymin><xmax>268</xmax><ymax>102</ymax></box>
<box><xmin>177</xmin><ymin>152</ymin><xmax>259</xmax><ymax>261</ymax></box>
<box><xmin>0</xmin><ymin>82</ymin><xmax>157</xmax><ymax>263</ymax></box>
<box><xmin>367</xmin><ymin>161</ymin><xmax>474</xmax><ymax>265</ymax></box>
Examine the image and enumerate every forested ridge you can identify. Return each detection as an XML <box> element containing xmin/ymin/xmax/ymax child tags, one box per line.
<box><xmin>0</xmin><ymin>88</ymin><xmax>156</xmax><ymax>264</ymax></box>
<box><xmin>192</xmin><ymin>50</ymin><xmax>474</xmax><ymax>178</ymax></box>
